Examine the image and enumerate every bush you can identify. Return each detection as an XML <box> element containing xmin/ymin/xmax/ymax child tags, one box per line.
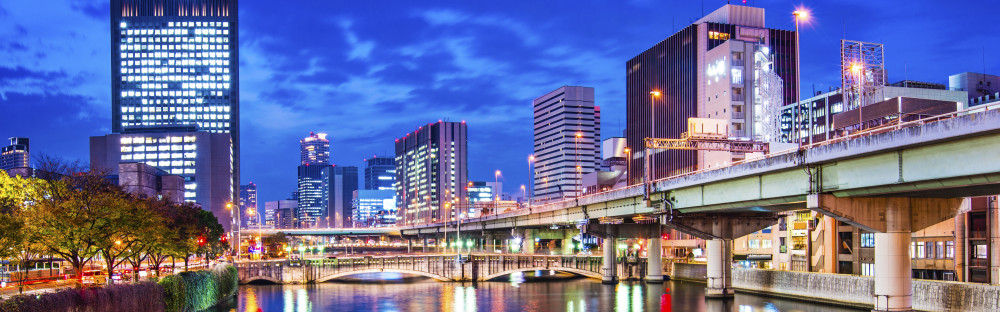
<box><xmin>0</xmin><ymin>281</ymin><xmax>165</xmax><ymax>312</ymax></box>
<box><xmin>159</xmin><ymin>264</ymin><xmax>238</xmax><ymax>312</ymax></box>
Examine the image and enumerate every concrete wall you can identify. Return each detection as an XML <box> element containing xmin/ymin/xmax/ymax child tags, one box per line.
<box><xmin>673</xmin><ymin>264</ymin><xmax>1000</xmax><ymax>311</ymax></box>
<box><xmin>671</xmin><ymin>262</ymin><xmax>707</xmax><ymax>282</ymax></box>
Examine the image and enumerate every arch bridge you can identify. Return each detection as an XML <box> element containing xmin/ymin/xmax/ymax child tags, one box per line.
<box><xmin>237</xmin><ymin>254</ymin><xmax>648</xmax><ymax>284</ymax></box>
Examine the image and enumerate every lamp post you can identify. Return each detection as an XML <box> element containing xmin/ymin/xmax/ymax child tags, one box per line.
<box><xmin>575</xmin><ymin>132</ymin><xmax>583</xmax><ymax>198</ymax></box>
<box><xmin>793</xmin><ymin>9</ymin><xmax>808</xmax><ymax>145</ymax></box>
<box><xmin>494</xmin><ymin>170</ymin><xmax>502</xmax><ymax>213</ymax></box>
<box><xmin>527</xmin><ymin>155</ymin><xmax>534</xmax><ymax>207</ymax></box>
<box><xmin>624</xmin><ymin>147</ymin><xmax>631</xmax><ymax>186</ymax></box>
<box><xmin>649</xmin><ymin>91</ymin><xmax>661</xmax><ymax>181</ymax></box>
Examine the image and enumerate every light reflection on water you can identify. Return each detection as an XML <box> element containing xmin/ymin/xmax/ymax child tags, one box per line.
<box><xmin>214</xmin><ymin>273</ymin><xmax>867</xmax><ymax>312</ymax></box>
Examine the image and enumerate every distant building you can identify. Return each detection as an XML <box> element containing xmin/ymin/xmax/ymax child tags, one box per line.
<box><xmin>582</xmin><ymin>137</ymin><xmax>628</xmax><ymax>194</ymax></box>
<box><xmin>352</xmin><ymin>189</ymin><xmax>397</xmax><ymax>227</ymax></box>
<box><xmin>467</xmin><ymin>181</ymin><xmax>493</xmax><ymax>216</ymax></box>
<box><xmin>532</xmin><ymin>86</ymin><xmax>601</xmax><ymax>202</ymax></box>
<box><xmin>296</xmin><ymin>132</ymin><xmax>332</xmax><ymax>228</ymax></box>
<box><xmin>364</xmin><ymin>156</ymin><xmax>396</xmax><ymax>191</ymax></box>
<box><xmin>0</xmin><ymin>137</ymin><xmax>29</xmax><ymax>170</ymax></box>
<box><xmin>265</xmin><ymin>199</ymin><xmax>297</xmax><ymax>229</ymax></box>
<box><xmin>780</xmin><ymin>84</ymin><xmax>967</xmax><ymax>142</ymax></box>
<box><xmin>395</xmin><ymin>121</ymin><xmax>468</xmax><ymax>225</ymax></box>
<box><xmin>626</xmin><ymin>4</ymin><xmax>798</xmax><ymax>183</ymax></box>
<box><xmin>239</xmin><ymin>182</ymin><xmax>258</xmax><ymax>227</ymax></box>
<box><xmin>949</xmin><ymin>72</ymin><xmax>1000</xmax><ymax>104</ymax></box>
<box><xmin>325</xmin><ymin>166</ymin><xmax>358</xmax><ymax>228</ymax></box>
<box><xmin>91</xmin><ymin>131</ymin><xmax>234</xmax><ymax>229</ymax></box>
<box><xmin>301</xmin><ymin>132</ymin><xmax>330</xmax><ymax>165</ymax></box>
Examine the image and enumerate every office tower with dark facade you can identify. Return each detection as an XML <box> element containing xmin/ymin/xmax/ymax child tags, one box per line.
<box><xmin>395</xmin><ymin>121</ymin><xmax>468</xmax><ymax>226</ymax></box>
<box><xmin>364</xmin><ymin>156</ymin><xmax>396</xmax><ymax>191</ymax></box>
<box><xmin>625</xmin><ymin>4</ymin><xmax>797</xmax><ymax>183</ymax></box>
<box><xmin>325</xmin><ymin>165</ymin><xmax>358</xmax><ymax>228</ymax></box>
<box><xmin>296</xmin><ymin>132</ymin><xmax>330</xmax><ymax>228</ymax></box>
<box><xmin>95</xmin><ymin>0</ymin><xmax>239</xmax><ymax>231</ymax></box>
<box><xmin>532</xmin><ymin>86</ymin><xmax>601</xmax><ymax>202</ymax></box>
<box><xmin>1</xmin><ymin>137</ymin><xmax>29</xmax><ymax>170</ymax></box>
<box><xmin>239</xmin><ymin>182</ymin><xmax>258</xmax><ymax>227</ymax></box>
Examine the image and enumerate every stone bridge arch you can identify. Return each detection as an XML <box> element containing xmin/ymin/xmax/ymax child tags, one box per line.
<box><xmin>479</xmin><ymin>267</ymin><xmax>603</xmax><ymax>281</ymax></box>
<box><xmin>242</xmin><ymin>275</ymin><xmax>282</xmax><ymax>284</ymax></box>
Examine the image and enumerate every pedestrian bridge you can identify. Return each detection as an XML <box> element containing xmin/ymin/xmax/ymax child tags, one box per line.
<box><xmin>236</xmin><ymin>254</ymin><xmax>648</xmax><ymax>284</ymax></box>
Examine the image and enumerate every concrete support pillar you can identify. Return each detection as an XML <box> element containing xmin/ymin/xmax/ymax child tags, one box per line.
<box><xmin>647</xmin><ymin>232</ymin><xmax>664</xmax><ymax>283</ymax></box>
<box><xmin>522</xmin><ymin>229</ymin><xmax>535</xmax><ymax>254</ymax></box>
<box><xmin>873</xmin><ymin>200</ymin><xmax>912</xmax><ymax>312</ymax></box>
<box><xmin>602</xmin><ymin>236</ymin><xmax>618</xmax><ymax>284</ymax></box>
<box><xmin>422</xmin><ymin>237</ymin><xmax>427</xmax><ymax>253</ymax></box>
<box><xmin>955</xmin><ymin>212</ymin><xmax>966</xmax><ymax>282</ymax></box>
<box><xmin>407</xmin><ymin>239</ymin><xmax>412</xmax><ymax>254</ymax></box>
<box><xmin>705</xmin><ymin>239</ymin><xmax>733</xmax><ymax>298</ymax></box>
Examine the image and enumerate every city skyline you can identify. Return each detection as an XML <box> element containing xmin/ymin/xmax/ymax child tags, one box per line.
<box><xmin>3</xmin><ymin>1</ymin><xmax>1000</xmax><ymax>205</ymax></box>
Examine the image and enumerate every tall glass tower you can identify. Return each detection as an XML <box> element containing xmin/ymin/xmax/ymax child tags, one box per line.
<box><xmin>103</xmin><ymin>0</ymin><xmax>239</xmax><ymax>231</ymax></box>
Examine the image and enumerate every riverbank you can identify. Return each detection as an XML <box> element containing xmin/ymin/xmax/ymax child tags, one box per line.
<box><xmin>0</xmin><ymin>264</ymin><xmax>237</xmax><ymax>312</ymax></box>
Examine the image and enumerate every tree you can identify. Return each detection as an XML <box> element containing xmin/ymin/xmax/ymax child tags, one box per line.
<box><xmin>0</xmin><ymin>172</ymin><xmax>48</xmax><ymax>293</ymax></box>
<box><xmin>34</xmin><ymin>167</ymin><xmax>122</xmax><ymax>283</ymax></box>
<box><xmin>145</xmin><ymin>198</ymin><xmax>183</xmax><ymax>277</ymax></box>
<box><xmin>262</xmin><ymin>232</ymin><xmax>290</xmax><ymax>259</ymax></box>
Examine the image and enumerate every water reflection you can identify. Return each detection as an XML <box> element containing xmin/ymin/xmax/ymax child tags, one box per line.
<box><xmin>215</xmin><ymin>276</ymin><xmax>866</xmax><ymax>312</ymax></box>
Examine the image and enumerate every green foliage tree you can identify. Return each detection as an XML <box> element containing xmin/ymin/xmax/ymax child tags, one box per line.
<box><xmin>0</xmin><ymin>171</ymin><xmax>48</xmax><ymax>293</ymax></box>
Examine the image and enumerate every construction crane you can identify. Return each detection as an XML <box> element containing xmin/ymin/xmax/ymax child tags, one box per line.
<box><xmin>643</xmin><ymin>118</ymin><xmax>771</xmax><ymax>207</ymax></box>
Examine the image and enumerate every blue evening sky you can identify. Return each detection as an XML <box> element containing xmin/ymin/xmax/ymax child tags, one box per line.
<box><xmin>1</xmin><ymin>0</ymin><xmax>998</xmax><ymax>204</ymax></box>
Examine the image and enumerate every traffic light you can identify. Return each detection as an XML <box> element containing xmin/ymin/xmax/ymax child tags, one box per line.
<box><xmin>198</xmin><ymin>236</ymin><xmax>206</xmax><ymax>247</ymax></box>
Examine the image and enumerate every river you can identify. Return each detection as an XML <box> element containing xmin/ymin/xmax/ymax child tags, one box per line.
<box><xmin>210</xmin><ymin>271</ymin><xmax>865</xmax><ymax>312</ymax></box>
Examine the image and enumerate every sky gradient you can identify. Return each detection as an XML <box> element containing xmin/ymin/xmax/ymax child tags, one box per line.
<box><xmin>2</xmin><ymin>0</ymin><xmax>999</xmax><ymax>204</ymax></box>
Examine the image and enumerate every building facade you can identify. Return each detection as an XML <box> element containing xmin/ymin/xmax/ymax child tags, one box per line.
<box><xmin>533</xmin><ymin>86</ymin><xmax>601</xmax><ymax>202</ymax></box>
<box><xmin>108</xmin><ymin>0</ymin><xmax>239</xmax><ymax>231</ymax></box>
<box><xmin>239</xmin><ymin>182</ymin><xmax>257</xmax><ymax>227</ymax></box>
<box><xmin>91</xmin><ymin>131</ymin><xmax>234</xmax><ymax>227</ymax></box>
<box><xmin>301</xmin><ymin>132</ymin><xmax>330</xmax><ymax>165</ymax></box>
<box><xmin>352</xmin><ymin>189</ymin><xmax>397</xmax><ymax>227</ymax></box>
<box><xmin>364</xmin><ymin>156</ymin><xmax>396</xmax><ymax>191</ymax></box>
<box><xmin>625</xmin><ymin>4</ymin><xmax>797</xmax><ymax>183</ymax></box>
<box><xmin>0</xmin><ymin>137</ymin><xmax>29</xmax><ymax>170</ymax></box>
<box><xmin>117</xmin><ymin>162</ymin><xmax>185</xmax><ymax>203</ymax></box>
<box><xmin>395</xmin><ymin>121</ymin><xmax>468</xmax><ymax>225</ymax></box>
<box><xmin>296</xmin><ymin>164</ymin><xmax>327</xmax><ymax>228</ymax></box>
<box><xmin>264</xmin><ymin>199</ymin><xmax>297</xmax><ymax>230</ymax></box>
<box><xmin>325</xmin><ymin>166</ymin><xmax>358</xmax><ymax>228</ymax></box>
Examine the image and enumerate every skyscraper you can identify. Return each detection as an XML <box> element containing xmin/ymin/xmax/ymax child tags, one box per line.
<box><xmin>0</xmin><ymin>137</ymin><xmax>29</xmax><ymax>170</ymax></box>
<box><xmin>239</xmin><ymin>182</ymin><xmax>258</xmax><ymax>227</ymax></box>
<box><xmin>364</xmin><ymin>156</ymin><xmax>395</xmax><ymax>191</ymax></box>
<box><xmin>395</xmin><ymin>121</ymin><xmax>468</xmax><ymax>225</ymax></box>
<box><xmin>296</xmin><ymin>132</ymin><xmax>330</xmax><ymax>228</ymax></box>
<box><xmin>532</xmin><ymin>86</ymin><xmax>601</xmax><ymax>202</ymax></box>
<box><xmin>301</xmin><ymin>132</ymin><xmax>330</xmax><ymax>165</ymax></box>
<box><xmin>101</xmin><ymin>0</ymin><xmax>240</xmax><ymax>231</ymax></box>
<box><xmin>325</xmin><ymin>166</ymin><xmax>358</xmax><ymax>228</ymax></box>
<box><xmin>625</xmin><ymin>4</ymin><xmax>797</xmax><ymax>183</ymax></box>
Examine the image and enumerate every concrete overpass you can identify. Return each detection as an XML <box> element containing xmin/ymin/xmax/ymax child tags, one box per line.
<box><xmin>397</xmin><ymin>109</ymin><xmax>1000</xmax><ymax>311</ymax></box>
<box><xmin>246</xmin><ymin>228</ymin><xmax>401</xmax><ymax>236</ymax></box>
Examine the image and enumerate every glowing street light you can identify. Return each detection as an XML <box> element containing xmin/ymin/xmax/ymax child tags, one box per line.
<box><xmin>793</xmin><ymin>7</ymin><xmax>811</xmax><ymax>145</ymax></box>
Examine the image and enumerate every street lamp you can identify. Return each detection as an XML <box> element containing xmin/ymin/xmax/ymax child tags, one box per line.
<box><xmin>649</xmin><ymin>91</ymin><xmax>661</xmax><ymax>181</ymax></box>
<box><xmin>527</xmin><ymin>155</ymin><xmax>535</xmax><ymax>207</ymax></box>
<box><xmin>575</xmin><ymin>132</ymin><xmax>583</xmax><ymax>198</ymax></box>
<box><xmin>494</xmin><ymin>170</ymin><xmax>502</xmax><ymax>215</ymax></box>
<box><xmin>793</xmin><ymin>8</ymin><xmax>809</xmax><ymax>145</ymax></box>
<box><xmin>624</xmin><ymin>147</ymin><xmax>631</xmax><ymax>186</ymax></box>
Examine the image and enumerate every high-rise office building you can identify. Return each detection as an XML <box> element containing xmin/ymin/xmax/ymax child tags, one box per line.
<box><xmin>301</xmin><ymin>132</ymin><xmax>330</xmax><ymax>165</ymax></box>
<box><xmin>1</xmin><ymin>137</ymin><xmax>29</xmax><ymax>170</ymax></box>
<box><xmin>532</xmin><ymin>86</ymin><xmax>601</xmax><ymax>202</ymax></box>
<box><xmin>296</xmin><ymin>132</ymin><xmax>331</xmax><ymax>228</ymax></box>
<box><xmin>325</xmin><ymin>165</ymin><xmax>358</xmax><ymax>228</ymax></box>
<box><xmin>239</xmin><ymin>182</ymin><xmax>258</xmax><ymax>227</ymax></box>
<box><xmin>104</xmin><ymin>0</ymin><xmax>240</xmax><ymax>231</ymax></box>
<box><xmin>265</xmin><ymin>199</ymin><xmax>297</xmax><ymax>229</ymax></box>
<box><xmin>352</xmin><ymin>189</ymin><xmax>397</xmax><ymax>227</ymax></box>
<box><xmin>625</xmin><ymin>4</ymin><xmax>797</xmax><ymax>183</ymax></box>
<box><xmin>395</xmin><ymin>121</ymin><xmax>468</xmax><ymax>225</ymax></box>
<box><xmin>364</xmin><ymin>156</ymin><xmax>396</xmax><ymax>191</ymax></box>
<box><xmin>297</xmin><ymin>163</ymin><xmax>327</xmax><ymax>228</ymax></box>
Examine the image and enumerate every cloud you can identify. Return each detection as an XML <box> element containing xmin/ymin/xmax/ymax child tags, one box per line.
<box><xmin>338</xmin><ymin>20</ymin><xmax>375</xmax><ymax>61</ymax></box>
